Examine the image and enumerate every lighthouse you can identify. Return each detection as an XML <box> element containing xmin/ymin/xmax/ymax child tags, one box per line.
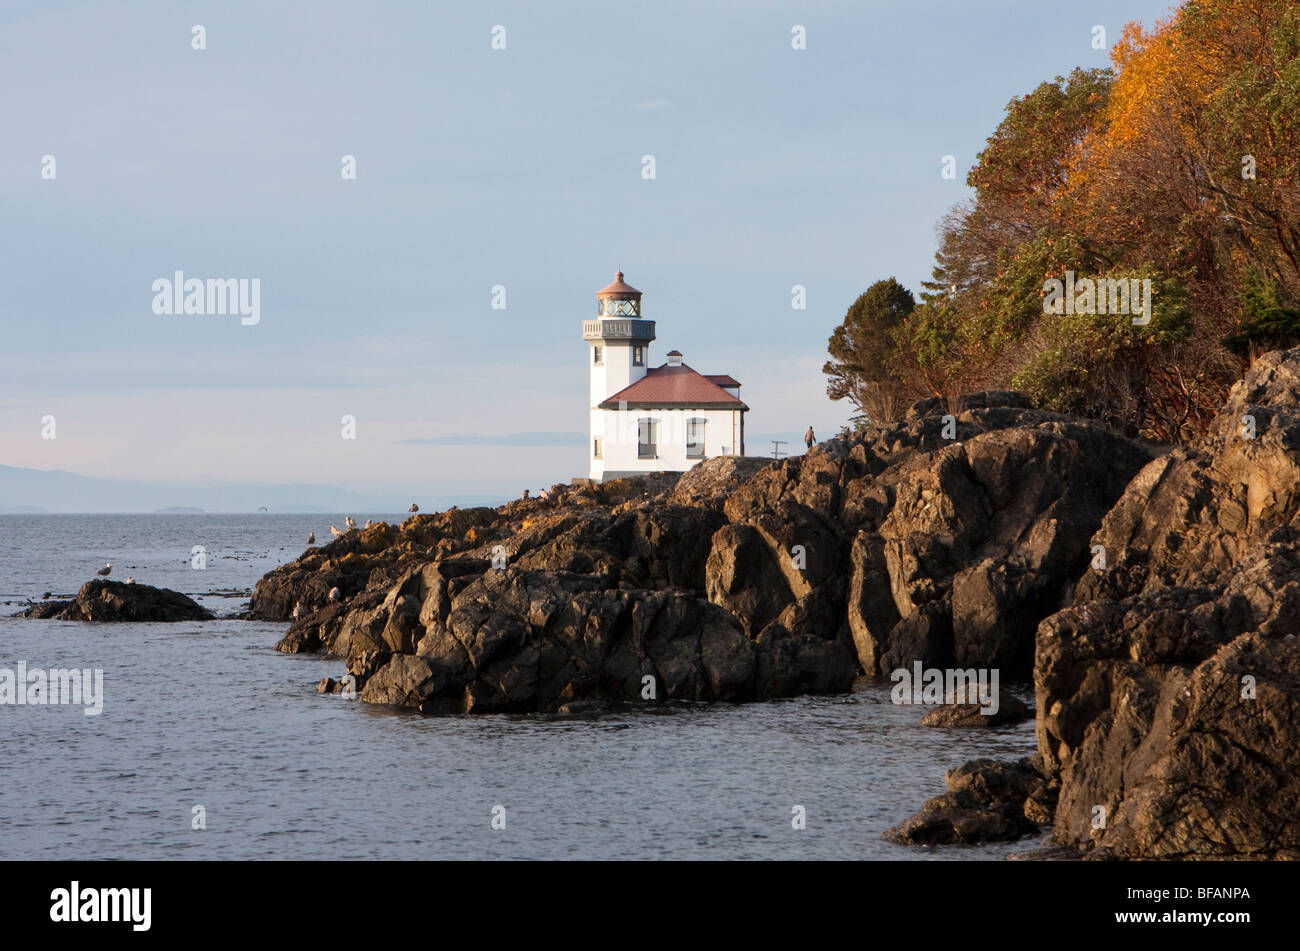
<box><xmin>583</xmin><ymin>272</ymin><xmax>748</xmax><ymax>482</ymax></box>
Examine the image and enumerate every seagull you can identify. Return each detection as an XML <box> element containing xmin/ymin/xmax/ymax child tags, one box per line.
<box><xmin>344</xmin><ymin>516</ymin><xmax>356</xmax><ymax>530</ymax></box>
<box><xmin>328</xmin><ymin>587</ymin><xmax>341</xmax><ymax>602</ymax></box>
<box><xmin>307</xmin><ymin>531</ymin><xmax>316</xmax><ymax>545</ymax></box>
<box><xmin>364</xmin><ymin>519</ymin><xmax>374</xmax><ymax>529</ymax></box>
<box><xmin>408</xmin><ymin>503</ymin><xmax>419</xmax><ymax>513</ymax></box>
<box><xmin>125</xmin><ymin>577</ymin><xmax>135</xmax><ymax>584</ymax></box>
<box><xmin>96</xmin><ymin>562</ymin><xmax>112</xmax><ymax>577</ymax></box>
<box><xmin>540</xmin><ymin>488</ymin><xmax>551</xmax><ymax>500</ymax></box>
<box><xmin>292</xmin><ymin>602</ymin><xmax>302</xmax><ymax>619</ymax></box>
<box><xmin>329</xmin><ymin>525</ymin><xmax>344</xmax><ymax>538</ymax></box>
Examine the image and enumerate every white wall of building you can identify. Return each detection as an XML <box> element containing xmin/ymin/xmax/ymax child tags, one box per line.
<box><xmin>589</xmin><ymin>338</ymin><xmax>647</xmax><ymax>409</ymax></box>
<box><xmin>589</xmin><ymin>405</ymin><xmax>743</xmax><ymax>480</ymax></box>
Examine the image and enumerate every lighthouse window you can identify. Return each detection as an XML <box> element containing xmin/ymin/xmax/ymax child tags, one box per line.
<box><xmin>593</xmin><ymin>345</ymin><xmax>602</xmax><ymax>365</ymax></box>
<box><xmin>687</xmin><ymin>418</ymin><xmax>706</xmax><ymax>458</ymax></box>
<box><xmin>593</xmin><ymin>438</ymin><xmax>603</xmax><ymax>459</ymax></box>
<box><xmin>633</xmin><ymin>346</ymin><xmax>644</xmax><ymax>366</ymax></box>
<box><xmin>637</xmin><ymin>418</ymin><xmax>657</xmax><ymax>459</ymax></box>
<box><xmin>602</xmin><ymin>299</ymin><xmax>638</xmax><ymax>317</ymax></box>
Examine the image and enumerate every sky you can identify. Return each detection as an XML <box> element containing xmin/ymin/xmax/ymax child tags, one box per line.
<box><xmin>0</xmin><ymin>0</ymin><xmax>1181</xmax><ymax>504</ymax></box>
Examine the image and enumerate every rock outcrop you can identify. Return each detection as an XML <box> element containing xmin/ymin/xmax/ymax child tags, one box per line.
<box><xmin>254</xmin><ymin>351</ymin><xmax>1300</xmax><ymax>859</ymax></box>
<box><xmin>920</xmin><ymin>693</ymin><xmax>1034</xmax><ymax>727</ymax></box>
<box><xmin>253</xmin><ymin>393</ymin><xmax>1149</xmax><ymax>715</ymax></box>
<box><xmin>884</xmin><ymin>756</ymin><xmax>1056</xmax><ymax>845</ymax></box>
<box><xmin>20</xmin><ymin>580</ymin><xmax>213</xmax><ymax>622</ymax></box>
<box><xmin>1034</xmin><ymin>349</ymin><xmax>1300</xmax><ymax>859</ymax></box>
<box><xmin>891</xmin><ymin>348</ymin><xmax>1300</xmax><ymax>859</ymax></box>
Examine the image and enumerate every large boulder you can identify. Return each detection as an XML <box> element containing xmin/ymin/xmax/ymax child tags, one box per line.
<box><xmin>847</xmin><ymin>400</ymin><xmax>1151</xmax><ymax>679</ymax></box>
<box><xmin>884</xmin><ymin>757</ymin><xmax>1052</xmax><ymax>845</ymax></box>
<box><xmin>357</xmin><ymin>569</ymin><xmax>777</xmax><ymax>714</ymax></box>
<box><xmin>20</xmin><ymin>580</ymin><xmax>212</xmax><ymax>622</ymax></box>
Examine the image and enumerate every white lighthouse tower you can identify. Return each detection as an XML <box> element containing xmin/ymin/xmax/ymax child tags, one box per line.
<box><xmin>583</xmin><ymin>271</ymin><xmax>748</xmax><ymax>482</ymax></box>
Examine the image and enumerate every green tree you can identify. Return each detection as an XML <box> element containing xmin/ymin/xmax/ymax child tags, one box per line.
<box><xmin>1224</xmin><ymin>272</ymin><xmax>1300</xmax><ymax>361</ymax></box>
<box><xmin>823</xmin><ymin>278</ymin><xmax>916</xmax><ymax>425</ymax></box>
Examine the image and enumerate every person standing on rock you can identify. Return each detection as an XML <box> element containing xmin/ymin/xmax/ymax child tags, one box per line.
<box><xmin>804</xmin><ymin>427</ymin><xmax>816</xmax><ymax>450</ymax></box>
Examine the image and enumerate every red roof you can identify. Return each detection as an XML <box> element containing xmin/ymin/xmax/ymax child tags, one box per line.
<box><xmin>600</xmin><ymin>363</ymin><xmax>749</xmax><ymax>410</ymax></box>
<box><xmin>704</xmin><ymin>374</ymin><xmax>741</xmax><ymax>388</ymax></box>
<box><xmin>596</xmin><ymin>272</ymin><xmax>642</xmax><ymax>298</ymax></box>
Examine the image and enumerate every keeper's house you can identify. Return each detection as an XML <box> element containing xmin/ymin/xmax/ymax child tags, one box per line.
<box><xmin>583</xmin><ymin>272</ymin><xmax>748</xmax><ymax>483</ymax></box>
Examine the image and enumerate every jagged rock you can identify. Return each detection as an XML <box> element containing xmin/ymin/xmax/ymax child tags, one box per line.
<box><xmin>254</xmin><ymin>389</ymin><xmax>1146</xmax><ymax>717</ymax></box>
<box><xmin>855</xmin><ymin>406</ymin><xmax>1151</xmax><ymax>679</ymax></box>
<box><xmin>667</xmin><ymin>455</ymin><xmax>771</xmax><ymax>510</ymax></box>
<box><xmin>356</xmin><ymin>574</ymin><xmax>781</xmax><ymax>714</ymax></box>
<box><xmin>21</xmin><ymin>600</ymin><xmax>73</xmax><ymax>619</ymax></box>
<box><xmin>1036</xmin><ymin>348</ymin><xmax>1300</xmax><ymax>859</ymax></box>
<box><xmin>884</xmin><ymin>757</ymin><xmax>1050</xmax><ymax>844</ymax></box>
<box><xmin>19</xmin><ymin>580</ymin><xmax>212</xmax><ymax>622</ymax></box>
<box><xmin>921</xmin><ymin>693</ymin><xmax>1034</xmax><ymax>727</ymax></box>
<box><xmin>1037</xmin><ymin>540</ymin><xmax>1300</xmax><ymax>859</ymax></box>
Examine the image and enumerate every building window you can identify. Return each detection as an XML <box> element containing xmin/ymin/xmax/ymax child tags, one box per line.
<box><xmin>637</xmin><ymin>418</ymin><xmax>657</xmax><ymax>459</ymax></box>
<box><xmin>593</xmin><ymin>437</ymin><xmax>603</xmax><ymax>459</ymax></box>
<box><xmin>687</xmin><ymin>418</ymin><xmax>706</xmax><ymax>458</ymax></box>
<box><xmin>593</xmin><ymin>345</ymin><xmax>602</xmax><ymax>365</ymax></box>
<box><xmin>633</xmin><ymin>346</ymin><xmax>644</xmax><ymax>366</ymax></box>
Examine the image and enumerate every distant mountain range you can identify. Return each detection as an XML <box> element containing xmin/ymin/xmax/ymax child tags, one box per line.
<box><xmin>0</xmin><ymin>464</ymin><xmax>505</xmax><ymax>514</ymax></box>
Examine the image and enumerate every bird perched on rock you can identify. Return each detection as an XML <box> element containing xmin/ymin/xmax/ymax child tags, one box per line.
<box><xmin>125</xmin><ymin>577</ymin><xmax>135</xmax><ymax>584</ymax></box>
<box><xmin>521</xmin><ymin>489</ymin><xmax>530</xmax><ymax>500</ymax></box>
<box><xmin>540</xmin><ymin>488</ymin><xmax>551</xmax><ymax>500</ymax></box>
<box><xmin>329</xmin><ymin>525</ymin><xmax>344</xmax><ymax>538</ymax></box>
<box><xmin>292</xmin><ymin>602</ymin><xmax>302</xmax><ymax>619</ymax></box>
<box><xmin>328</xmin><ymin>587</ymin><xmax>341</xmax><ymax>602</ymax></box>
<box><xmin>344</xmin><ymin>516</ymin><xmax>356</xmax><ymax>530</ymax></box>
<box><xmin>408</xmin><ymin>502</ymin><xmax>419</xmax><ymax>513</ymax></box>
<box><xmin>96</xmin><ymin>562</ymin><xmax>112</xmax><ymax>577</ymax></box>
<box><xmin>364</xmin><ymin>519</ymin><xmax>374</xmax><ymax>529</ymax></box>
<box><xmin>307</xmin><ymin>531</ymin><xmax>316</xmax><ymax>545</ymax></box>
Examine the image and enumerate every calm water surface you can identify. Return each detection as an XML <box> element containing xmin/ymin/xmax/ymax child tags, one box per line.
<box><xmin>0</xmin><ymin>515</ymin><xmax>1041</xmax><ymax>860</ymax></box>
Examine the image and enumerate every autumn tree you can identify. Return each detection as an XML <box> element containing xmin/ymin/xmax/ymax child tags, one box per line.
<box><xmin>843</xmin><ymin>0</ymin><xmax>1300</xmax><ymax>443</ymax></box>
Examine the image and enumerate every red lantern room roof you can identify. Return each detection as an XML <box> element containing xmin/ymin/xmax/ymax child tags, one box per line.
<box><xmin>596</xmin><ymin>271</ymin><xmax>642</xmax><ymax>299</ymax></box>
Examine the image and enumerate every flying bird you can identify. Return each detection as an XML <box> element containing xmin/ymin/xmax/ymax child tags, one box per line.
<box><xmin>307</xmin><ymin>531</ymin><xmax>316</xmax><ymax>545</ymax></box>
<box><xmin>408</xmin><ymin>503</ymin><xmax>419</xmax><ymax>513</ymax></box>
<box><xmin>96</xmin><ymin>563</ymin><xmax>112</xmax><ymax>577</ymax></box>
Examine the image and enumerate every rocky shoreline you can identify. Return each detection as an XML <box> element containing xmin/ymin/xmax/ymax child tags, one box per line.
<box><xmin>235</xmin><ymin>349</ymin><xmax>1300</xmax><ymax>859</ymax></box>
